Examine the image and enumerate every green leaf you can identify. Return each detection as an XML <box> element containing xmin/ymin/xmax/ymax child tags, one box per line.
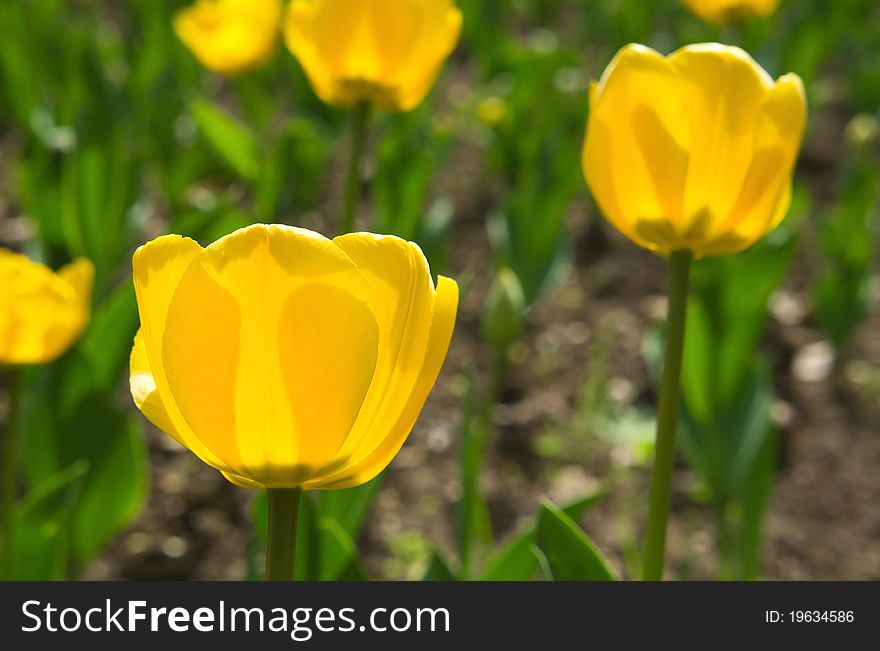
<box><xmin>22</xmin><ymin>347</ymin><xmax>148</xmax><ymax>571</ymax></box>
<box><xmin>9</xmin><ymin>461</ymin><xmax>88</xmax><ymax>580</ymax></box>
<box><xmin>78</xmin><ymin>282</ymin><xmax>138</xmax><ymax>391</ymax></box>
<box><xmin>482</xmin><ymin>530</ymin><xmax>536</xmax><ymax>581</ymax></box>
<box><xmin>318</xmin><ymin>518</ymin><xmax>367</xmax><ymax>581</ymax></box>
<box><xmin>535</xmin><ymin>500</ymin><xmax>616</xmax><ymax>581</ymax></box>
<box><xmin>70</xmin><ymin>416</ymin><xmax>147</xmax><ymax>566</ymax></box>
<box><xmin>189</xmin><ymin>97</ymin><xmax>259</xmax><ymax>181</ymax></box>
<box><xmin>482</xmin><ymin>491</ymin><xmax>606</xmax><ymax>581</ymax></box>
<box><xmin>316</xmin><ymin>476</ymin><xmax>381</xmax><ymax>541</ymax></box>
<box><xmin>422</xmin><ymin>548</ymin><xmax>457</xmax><ymax>581</ymax></box>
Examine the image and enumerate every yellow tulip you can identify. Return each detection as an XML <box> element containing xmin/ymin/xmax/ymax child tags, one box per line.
<box><xmin>174</xmin><ymin>0</ymin><xmax>282</xmax><ymax>75</ymax></box>
<box><xmin>130</xmin><ymin>224</ymin><xmax>458</xmax><ymax>490</ymax></box>
<box><xmin>283</xmin><ymin>0</ymin><xmax>463</xmax><ymax>111</ymax></box>
<box><xmin>0</xmin><ymin>250</ymin><xmax>94</xmax><ymax>365</ymax></box>
<box><xmin>582</xmin><ymin>43</ymin><xmax>806</xmax><ymax>258</ymax></box>
<box><xmin>682</xmin><ymin>0</ymin><xmax>780</xmax><ymax>25</ymax></box>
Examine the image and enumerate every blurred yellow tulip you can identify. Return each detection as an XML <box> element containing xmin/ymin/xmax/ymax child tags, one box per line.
<box><xmin>130</xmin><ymin>224</ymin><xmax>458</xmax><ymax>490</ymax></box>
<box><xmin>283</xmin><ymin>0</ymin><xmax>463</xmax><ymax>111</ymax></box>
<box><xmin>174</xmin><ymin>0</ymin><xmax>282</xmax><ymax>75</ymax></box>
<box><xmin>0</xmin><ymin>250</ymin><xmax>94</xmax><ymax>365</ymax></box>
<box><xmin>583</xmin><ymin>43</ymin><xmax>806</xmax><ymax>257</ymax></box>
<box><xmin>682</xmin><ymin>0</ymin><xmax>780</xmax><ymax>25</ymax></box>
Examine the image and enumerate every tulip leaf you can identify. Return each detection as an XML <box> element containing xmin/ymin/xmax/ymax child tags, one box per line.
<box><xmin>70</xmin><ymin>416</ymin><xmax>147</xmax><ymax>566</ymax></box>
<box><xmin>78</xmin><ymin>282</ymin><xmax>138</xmax><ymax>391</ymax></box>
<box><xmin>8</xmin><ymin>460</ymin><xmax>88</xmax><ymax>580</ymax></box>
<box><xmin>22</xmin><ymin>346</ymin><xmax>148</xmax><ymax>573</ymax></box>
<box><xmin>318</xmin><ymin>517</ymin><xmax>368</xmax><ymax>581</ymax></box>
<box><xmin>422</xmin><ymin>548</ymin><xmax>457</xmax><ymax>581</ymax></box>
<box><xmin>534</xmin><ymin>500</ymin><xmax>616</xmax><ymax>581</ymax></box>
<box><xmin>814</xmin><ymin>162</ymin><xmax>876</xmax><ymax>349</ymax></box>
<box><xmin>188</xmin><ymin>97</ymin><xmax>259</xmax><ymax>182</ymax></box>
<box><xmin>316</xmin><ymin>476</ymin><xmax>382</xmax><ymax>541</ymax></box>
<box><xmin>482</xmin><ymin>490</ymin><xmax>606</xmax><ymax>581</ymax></box>
<box><xmin>482</xmin><ymin>530</ymin><xmax>536</xmax><ymax>581</ymax></box>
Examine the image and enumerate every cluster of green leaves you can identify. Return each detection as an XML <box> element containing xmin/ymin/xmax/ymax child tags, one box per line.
<box><xmin>813</xmin><ymin>141</ymin><xmax>878</xmax><ymax>352</ymax></box>
<box><xmin>0</xmin><ymin>0</ymin><xmax>162</xmax><ymax>579</ymax></box>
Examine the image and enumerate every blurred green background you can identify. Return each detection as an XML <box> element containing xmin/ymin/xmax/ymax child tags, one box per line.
<box><xmin>1</xmin><ymin>0</ymin><xmax>879</xmax><ymax>580</ymax></box>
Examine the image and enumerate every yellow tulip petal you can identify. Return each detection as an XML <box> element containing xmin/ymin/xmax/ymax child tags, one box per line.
<box><xmin>160</xmin><ymin>224</ymin><xmax>379</xmax><ymax>487</ymax></box>
<box><xmin>286</xmin><ymin>0</ymin><xmax>371</xmax><ymax>103</ymax></box>
<box><xmin>129</xmin><ymin>328</ymin><xmax>181</xmax><ymax>445</ymax></box>
<box><xmin>670</xmin><ymin>44</ymin><xmax>774</xmax><ymax>236</ymax></box>
<box><xmin>221</xmin><ymin>470</ymin><xmax>265</xmax><ymax>490</ymax></box>
<box><xmin>315</xmin><ymin>233</ymin><xmax>435</xmax><ymax>477</ymax></box>
<box><xmin>584</xmin><ymin>44</ymin><xmax>689</xmax><ymax>248</ymax></box>
<box><xmin>702</xmin><ymin>74</ymin><xmax>806</xmax><ymax>253</ymax></box>
<box><xmin>57</xmin><ymin>258</ymin><xmax>95</xmax><ymax>305</ymax></box>
<box><xmin>394</xmin><ymin>3</ymin><xmax>463</xmax><ymax>110</ymax></box>
<box><xmin>308</xmin><ymin>274</ymin><xmax>458</xmax><ymax>489</ymax></box>
<box><xmin>131</xmin><ymin>235</ymin><xmax>229</xmax><ymax>469</ymax></box>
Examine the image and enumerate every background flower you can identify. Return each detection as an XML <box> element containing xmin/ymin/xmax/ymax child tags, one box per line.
<box><xmin>174</xmin><ymin>0</ymin><xmax>282</xmax><ymax>75</ymax></box>
<box><xmin>284</xmin><ymin>0</ymin><xmax>463</xmax><ymax>110</ymax></box>
<box><xmin>583</xmin><ymin>43</ymin><xmax>806</xmax><ymax>257</ymax></box>
<box><xmin>0</xmin><ymin>251</ymin><xmax>94</xmax><ymax>365</ymax></box>
<box><xmin>682</xmin><ymin>0</ymin><xmax>780</xmax><ymax>25</ymax></box>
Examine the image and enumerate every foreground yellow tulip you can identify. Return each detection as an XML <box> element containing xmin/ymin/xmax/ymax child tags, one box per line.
<box><xmin>130</xmin><ymin>224</ymin><xmax>458</xmax><ymax>490</ymax></box>
<box><xmin>174</xmin><ymin>0</ymin><xmax>282</xmax><ymax>75</ymax></box>
<box><xmin>283</xmin><ymin>0</ymin><xmax>463</xmax><ymax>111</ymax></box>
<box><xmin>0</xmin><ymin>250</ymin><xmax>94</xmax><ymax>365</ymax></box>
<box><xmin>682</xmin><ymin>0</ymin><xmax>780</xmax><ymax>25</ymax></box>
<box><xmin>583</xmin><ymin>43</ymin><xmax>806</xmax><ymax>258</ymax></box>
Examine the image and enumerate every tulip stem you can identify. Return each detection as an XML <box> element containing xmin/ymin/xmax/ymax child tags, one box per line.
<box><xmin>265</xmin><ymin>487</ymin><xmax>302</xmax><ymax>581</ymax></box>
<box><xmin>341</xmin><ymin>101</ymin><xmax>370</xmax><ymax>234</ymax></box>
<box><xmin>641</xmin><ymin>249</ymin><xmax>692</xmax><ymax>581</ymax></box>
<box><xmin>1</xmin><ymin>367</ymin><xmax>22</xmax><ymax>578</ymax></box>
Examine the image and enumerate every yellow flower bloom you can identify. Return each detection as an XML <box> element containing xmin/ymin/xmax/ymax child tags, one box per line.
<box><xmin>130</xmin><ymin>224</ymin><xmax>458</xmax><ymax>490</ymax></box>
<box><xmin>582</xmin><ymin>43</ymin><xmax>806</xmax><ymax>257</ymax></box>
<box><xmin>174</xmin><ymin>0</ymin><xmax>282</xmax><ymax>75</ymax></box>
<box><xmin>682</xmin><ymin>0</ymin><xmax>780</xmax><ymax>25</ymax></box>
<box><xmin>0</xmin><ymin>250</ymin><xmax>94</xmax><ymax>365</ymax></box>
<box><xmin>283</xmin><ymin>0</ymin><xmax>463</xmax><ymax>111</ymax></box>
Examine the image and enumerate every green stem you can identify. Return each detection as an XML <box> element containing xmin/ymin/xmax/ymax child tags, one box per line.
<box><xmin>340</xmin><ymin>101</ymin><xmax>370</xmax><ymax>234</ymax></box>
<box><xmin>1</xmin><ymin>368</ymin><xmax>22</xmax><ymax>578</ymax></box>
<box><xmin>641</xmin><ymin>249</ymin><xmax>692</xmax><ymax>581</ymax></box>
<box><xmin>265</xmin><ymin>487</ymin><xmax>302</xmax><ymax>581</ymax></box>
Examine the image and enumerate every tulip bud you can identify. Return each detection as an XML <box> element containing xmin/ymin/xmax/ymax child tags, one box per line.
<box><xmin>481</xmin><ymin>268</ymin><xmax>526</xmax><ymax>354</ymax></box>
